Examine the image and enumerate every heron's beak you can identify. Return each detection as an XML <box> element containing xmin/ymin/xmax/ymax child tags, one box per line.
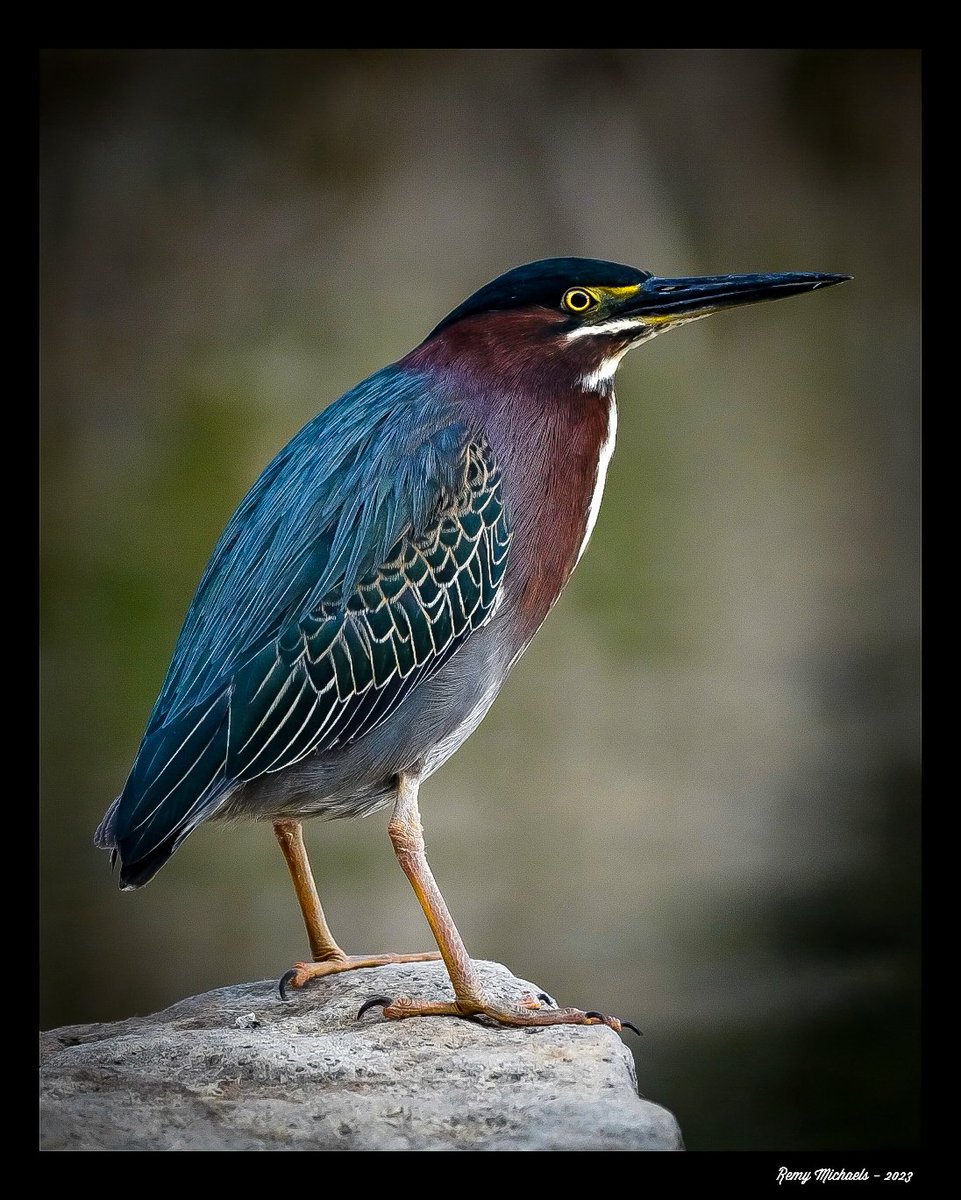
<box><xmin>621</xmin><ymin>271</ymin><xmax>851</xmax><ymax>326</ymax></box>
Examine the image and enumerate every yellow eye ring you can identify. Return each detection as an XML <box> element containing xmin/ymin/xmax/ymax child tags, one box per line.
<box><xmin>562</xmin><ymin>288</ymin><xmax>597</xmax><ymax>314</ymax></box>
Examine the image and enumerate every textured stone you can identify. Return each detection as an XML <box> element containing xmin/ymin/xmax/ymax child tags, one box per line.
<box><xmin>40</xmin><ymin>960</ymin><xmax>682</xmax><ymax>1151</ymax></box>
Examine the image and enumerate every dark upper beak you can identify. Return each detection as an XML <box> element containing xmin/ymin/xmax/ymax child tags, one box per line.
<box><xmin>622</xmin><ymin>271</ymin><xmax>851</xmax><ymax>322</ymax></box>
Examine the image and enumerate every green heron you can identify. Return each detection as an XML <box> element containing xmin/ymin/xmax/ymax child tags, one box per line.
<box><xmin>96</xmin><ymin>257</ymin><xmax>849</xmax><ymax>1032</ymax></box>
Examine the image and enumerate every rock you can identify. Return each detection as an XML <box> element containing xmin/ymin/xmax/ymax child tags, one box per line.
<box><xmin>40</xmin><ymin>959</ymin><xmax>683</xmax><ymax>1151</ymax></box>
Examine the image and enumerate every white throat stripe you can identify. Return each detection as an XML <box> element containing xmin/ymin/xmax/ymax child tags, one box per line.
<box><xmin>575</xmin><ymin>397</ymin><xmax>617</xmax><ymax>565</ymax></box>
<box><xmin>581</xmin><ymin>349</ymin><xmax>630</xmax><ymax>391</ymax></box>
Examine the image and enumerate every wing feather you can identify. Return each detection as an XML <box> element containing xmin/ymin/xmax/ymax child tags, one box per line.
<box><xmin>104</xmin><ymin>370</ymin><xmax>511</xmax><ymax>887</ymax></box>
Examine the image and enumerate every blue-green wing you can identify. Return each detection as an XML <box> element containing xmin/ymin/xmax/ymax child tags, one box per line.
<box><xmin>99</xmin><ymin>388</ymin><xmax>511</xmax><ymax>886</ymax></box>
<box><xmin>225</xmin><ymin>436</ymin><xmax>510</xmax><ymax>774</ymax></box>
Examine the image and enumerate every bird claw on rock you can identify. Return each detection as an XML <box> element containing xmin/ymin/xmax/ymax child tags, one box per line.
<box><xmin>357</xmin><ymin>995</ymin><xmax>395</xmax><ymax>1019</ymax></box>
<box><xmin>354</xmin><ymin>990</ymin><xmax>641</xmax><ymax>1035</ymax></box>
<box><xmin>585</xmin><ymin>1010</ymin><xmax>642</xmax><ymax>1036</ymax></box>
<box><xmin>278</xmin><ymin>969</ymin><xmax>300</xmax><ymax>1002</ymax></box>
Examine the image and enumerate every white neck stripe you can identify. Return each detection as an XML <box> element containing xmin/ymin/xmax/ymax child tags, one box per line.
<box><xmin>575</xmin><ymin>396</ymin><xmax>617</xmax><ymax>566</ymax></box>
<box><xmin>581</xmin><ymin>347</ymin><xmax>631</xmax><ymax>391</ymax></box>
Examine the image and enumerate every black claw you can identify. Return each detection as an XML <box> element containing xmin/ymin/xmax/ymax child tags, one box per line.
<box><xmin>357</xmin><ymin>994</ymin><xmax>393</xmax><ymax>1020</ymax></box>
<box><xmin>584</xmin><ymin>1009</ymin><xmax>643</xmax><ymax>1036</ymax></box>
<box><xmin>536</xmin><ymin>992</ymin><xmax>557</xmax><ymax>1007</ymax></box>
<box><xmin>278</xmin><ymin>969</ymin><xmax>300</xmax><ymax>1001</ymax></box>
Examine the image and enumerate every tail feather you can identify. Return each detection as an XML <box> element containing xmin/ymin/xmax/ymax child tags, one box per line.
<box><xmin>96</xmin><ymin>689</ymin><xmax>232</xmax><ymax>889</ymax></box>
<box><xmin>116</xmin><ymin>784</ymin><xmax>229</xmax><ymax>888</ymax></box>
<box><xmin>94</xmin><ymin>795</ymin><xmax>121</xmax><ymax>849</ymax></box>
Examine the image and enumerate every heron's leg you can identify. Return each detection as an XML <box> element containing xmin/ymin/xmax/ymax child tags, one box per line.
<box><xmin>365</xmin><ymin>772</ymin><xmax>632</xmax><ymax>1033</ymax></box>
<box><xmin>273</xmin><ymin>821</ymin><xmax>348</xmax><ymax>962</ymax></box>
<box><xmin>274</xmin><ymin>819</ymin><xmax>439</xmax><ymax>997</ymax></box>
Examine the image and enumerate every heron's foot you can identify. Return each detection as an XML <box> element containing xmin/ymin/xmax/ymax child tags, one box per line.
<box><xmin>279</xmin><ymin>952</ymin><xmax>441</xmax><ymax>1000</ymax></box>
<box><xmin>355</xmin><ymin>991</ymin><xmax>641</xmax><ymax>1035</ymax></box>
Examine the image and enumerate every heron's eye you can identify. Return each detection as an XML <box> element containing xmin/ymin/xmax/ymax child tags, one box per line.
<box><xmin>562</xmin><ymin>288</ymin><xmax>598</xmax><ymax>314</ymax></box>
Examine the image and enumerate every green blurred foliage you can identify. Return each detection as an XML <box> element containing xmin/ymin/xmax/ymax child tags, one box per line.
<box><xmin>40</xmin><ymin>48</ymin><xmax>919</xmax><ymax>1149</ymax></box>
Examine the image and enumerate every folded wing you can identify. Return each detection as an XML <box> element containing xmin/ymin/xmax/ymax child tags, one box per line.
<box><xmin>97</xmin><ymin>371</ymin><xmax>511</xmax><ymax>887</ymax></box>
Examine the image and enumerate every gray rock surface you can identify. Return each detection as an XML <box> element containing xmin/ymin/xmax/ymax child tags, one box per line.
<box><xmin>40</xmin><ymin>959</ymin><xmax>683</xmax><ymax>1151</ymax></box>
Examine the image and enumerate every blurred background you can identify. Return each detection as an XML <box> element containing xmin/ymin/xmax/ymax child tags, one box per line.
<box><xmin>40</xmin><ymin>49</ymin><xmax>920</xmax><ymax>1150</ymax></box>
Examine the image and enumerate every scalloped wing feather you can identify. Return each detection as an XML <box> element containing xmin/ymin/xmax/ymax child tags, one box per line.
<box><xmin>103</xmin><ymin>380</ymin><xmax>511</xmax><ymax>886</ymax></box>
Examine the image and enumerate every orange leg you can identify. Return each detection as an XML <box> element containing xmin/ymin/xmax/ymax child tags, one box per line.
<box><xmin>274</xmin><ymin>820</ymin><xmax>439</xmax><ymax>997</ymax></box>
<box><xmin>357</xmin><ymin>773</ymin><xmax>634</xmax><ymax>1033</ymax></box>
